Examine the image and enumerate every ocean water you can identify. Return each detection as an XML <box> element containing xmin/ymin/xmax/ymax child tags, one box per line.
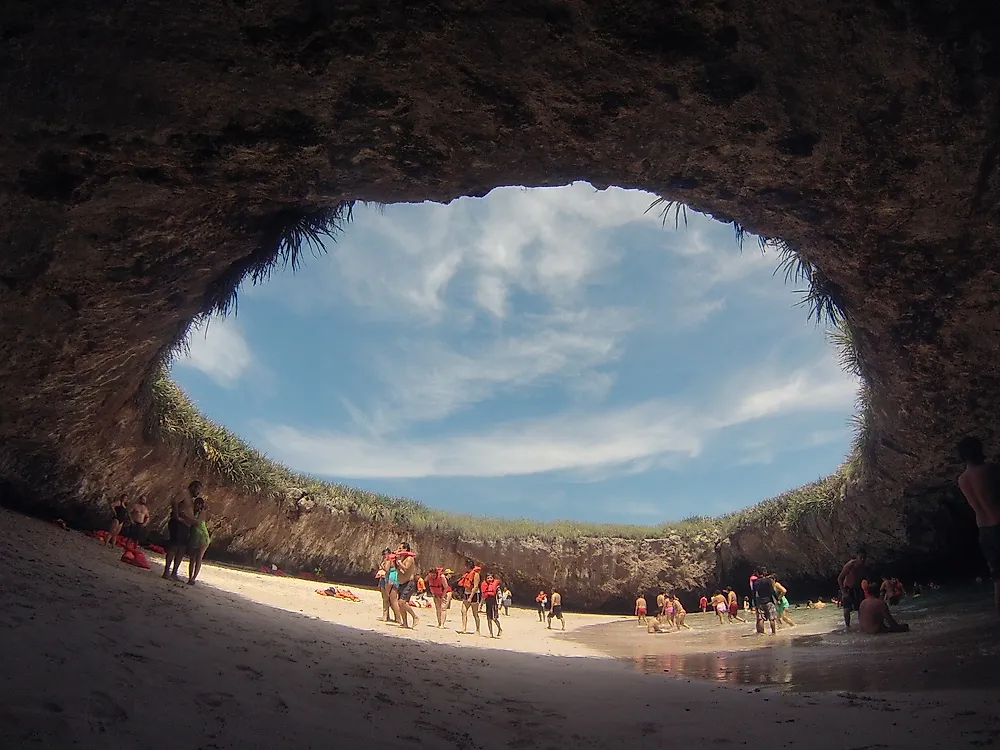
<box><xmin>563</xmin><ymin>588</ymin><xmax>1000</xmax><ymax>692</ymax></box>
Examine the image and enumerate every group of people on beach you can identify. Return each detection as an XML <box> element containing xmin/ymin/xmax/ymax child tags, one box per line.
<box><xmin>376</xmin><ymin>549</ymin><xmax>522</xmax><ymax>637</ymax></box>
<box><xmin>634</xmin><ymin>591</ymin><xmax>690</xmax><ymax>632</ymax></box>
<box><xmin>106</xmin><ymin>479</ymin><xmax>212</xmax><ymax>586</ymax></box>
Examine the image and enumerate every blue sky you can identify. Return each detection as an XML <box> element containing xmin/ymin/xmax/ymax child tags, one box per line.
<box><xmin>172</xmin><ymin>183</ymin><xmax>859</xmax><ymax>524</ymax></box>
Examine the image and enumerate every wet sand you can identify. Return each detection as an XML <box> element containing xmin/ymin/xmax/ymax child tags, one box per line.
<box><xmin>565</xmin><ymin>594</ymin><xmax>1000</xmax><ymax>692</ymax></box>
<box><xmin>2</xmin><ymin>508</ymin><xmax>998</xmax><ymax>749</ymax></box>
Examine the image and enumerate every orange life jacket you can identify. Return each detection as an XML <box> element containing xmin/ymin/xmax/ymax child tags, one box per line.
<box><xmin>427</xmin><ymin>568</ymin><xmax>449</xmax><ymax>596</ymax></box>
<box><xmin>535</xmin><ymin>592</ymin><xmax>546</xmax><ymax>603</ymax></box>
<box><xmin>481</xmin><ymin>578</ymin><xmax>501</xmax><ymax>598</ymax></box>
<box><xmin>457</xmin><ymin>566</ymin><xmax>481</xmax><ymax>591</ymax></box>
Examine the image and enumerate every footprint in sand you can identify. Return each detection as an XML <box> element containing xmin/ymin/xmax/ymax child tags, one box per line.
<box><xmin>196</xmin><ymin>692</ymin><xmax>234</xmax><ymax>709</ymax></box>
<box><xmin>235</xmin><ymin>664</ymin><xmax>263</xmax><ymax>679</ymax></box>
<box><xmin>88</xmin><ymin>690</ymin><xmax>128</xmax><ymax>731</ymax></box>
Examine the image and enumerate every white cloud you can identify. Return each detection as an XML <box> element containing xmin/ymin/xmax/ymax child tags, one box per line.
<box><xmin>353</xmin><ymin>307</ymin><xmax>633</xmax><ymax>433</ymax></box>
<box><xmin>259</xmin><ymin>354</ymin><xmax>858</xmax><ymax>479</ymax></box>
<box><xmin>175</xmin><ymin>317</ymin><xmax>253</xmax><ymax>387</ymax></box>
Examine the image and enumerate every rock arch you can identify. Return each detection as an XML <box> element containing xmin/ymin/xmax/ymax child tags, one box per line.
<box><xmin>2</xmin><ymin>2</ymin><xmax>999</xmax><ymax>602</ymax></box>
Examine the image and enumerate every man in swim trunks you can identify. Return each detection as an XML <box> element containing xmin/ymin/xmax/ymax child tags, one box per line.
<box><xmin>699</xmin><ymin>595</ymin><xmax>708</xmax><ymax>613</ymax></box>
<box><xmin>635</xmin><ymin>595</ymin><xmax>648</xmax><ymax>624</ymax></box>
<box><xmin>393</xmin><ymin>542</ymin><xmax>419</xmax><ymax>628</ymax></box>
<box><xmin>656</xmin><ymin>591</ymin><xmax>666</xmax><ymax>618</ymax></box>
<box><xmin>957</xmin><ymin>436</ymin><xmax>1000</xmax><ymax>616</ymax></box>
<box><xmin>121</xmin><ymin>496</ymin><xmax>150</xmax><ymax>547</ymax></box>
<box><xmin>163</xmin><ymin>480</ymin><xmax>199</xmax><ymax>580</ymax></box>
<box><xmin>547</xmin><ymin>590</ymin><xmax>565</xmax><ymax>630</ymax></box>
<box><xmin>837</xmin><ymin>548</ymin><xmax>870</xmax><ymax>629</ymax></box>
<box><xmin>858</xmin><ymin>592</ymin><xmax>909</xmax><ymax>634</ymax></box>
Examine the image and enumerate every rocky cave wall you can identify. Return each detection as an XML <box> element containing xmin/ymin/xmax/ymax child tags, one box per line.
<box><xmin>2</xmin><ymin>1</ymin><xmax>1000</xmax><ymax>607</ymax></box>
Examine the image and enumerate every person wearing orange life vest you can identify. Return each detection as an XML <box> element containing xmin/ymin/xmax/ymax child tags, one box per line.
<box><xmin>535</xmin><ymin>591</ymin><xmax>548</xmax><ymax>622</ymax></box>
<box><xmin>481</xmin><ymin>573</ymin><xmax>504</xmax><ymax>638</ymax></box>
<box><xmin>456</xmin><ymin>559</ymin><xmax>482</xmax><ymax>635</ymax></box>
<box><xmin>426</xmin><ymin>567</ymin><xmax>451</xmax><ymax>628</ymax></box>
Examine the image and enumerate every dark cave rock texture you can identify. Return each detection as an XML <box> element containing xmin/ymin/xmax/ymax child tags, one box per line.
<box><xmin>2</xmin><ymin>1</ymin><xmax>1000</xmax><ymax>605</ymax></box>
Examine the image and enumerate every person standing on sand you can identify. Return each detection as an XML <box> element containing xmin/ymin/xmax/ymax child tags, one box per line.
<box><xmin>536</xmin><ymin>591</ymin><xmax>548</xmax><ymax>622</ymax></box>
<box><xmin>656</xmin><ymin>591</ymin><xmax>666</xmax><ymax>619</ymax></box>
<box><xmin>186</xmin><ymin>496</ymin><xmax>211</xmax><ymax>585</ymax></box>
<box><xmin>427</xmin><ymin>566</ymin><xmax>450</xmax><ymax>627</ymax></box>
<box><xmin>376</xmin><ymin>549</ymin><xmax>395</xmax><ymax>623</ymax></box>
<box><xmin>106</xmin><ymin>493</ymin><xmax>130</xmax><ymax>547</ymax></box>
<box><xmin>121</xmin><ymin>496</ymin><xmax>150</xmax><ymax>548</ymax></box>
<box><xmin>635</xmin><ymin>594</ymin><xmax>648</xmax><ymax>624</ymax></box>
<box><xmin>837</xmin><ymin>548</ymin><xmax>870</xmax><ymax>629</ymax></box>
<box><xmin>481</xmin><ymin>573</ymin><xmax>503</xmax><ymax>638</ymax></box>
<box><xmin>163</xmin><ymin>480</ymin><xmax>199</xmax><ymax>581</ymax></box>
<box><xmin>502</xmin><ymin>586</ymin><xmax>512</xmax><ymax>616</ymax></box>
<box><xmin>547</xmin><ymin>589</ymin><xmax>565</xmax><ymax>630</ymax></box>
<box><xmin>457</xmin><ymin>560</ymin><xmax>482</xmax><ymax>635</ymax></box>
<box><xmin>699</xmin><ymin>595</ymin><xmax>708</xmax><ymax>613</ymax></box>
<box><xmin>957</xmin><ymin>436</ymin><xmax>1000</xmax><ymax>616</ymax></box>
<box><xmin>393</xmin><ymin>542</ymin><xmax>419</xmax><ymax>628</ymax></box>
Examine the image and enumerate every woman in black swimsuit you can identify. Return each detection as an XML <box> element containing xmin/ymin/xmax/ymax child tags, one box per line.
<box><xmin>106</xmin><ymin>493</ymin><xmax>129</xmax><ymax>547</ymax></box>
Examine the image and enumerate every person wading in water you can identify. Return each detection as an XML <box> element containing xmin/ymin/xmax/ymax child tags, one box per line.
<box><xmin>457</xmin><ymin>560</ymin><xmax>482</xmax><ymax>635</ymax></box>
<box><xmin>837</xmin><ymin>548</ymin><xmax>870</xmax><ymax>629</ymax></box>
<box><xmin>957</xmin><ymin>436</ymin><xmax>1000</xmax><ymax>616</ymax></box>
<box><xmin>481</xmin><ymin>573</ymin><xmax>503</xmax><ymax>638</ymax></box>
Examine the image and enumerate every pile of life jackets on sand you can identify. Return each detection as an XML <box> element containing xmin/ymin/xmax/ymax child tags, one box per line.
<box><xmin>315</xmin><ymin>587</ymin><xmax>362</xmax><ymax>602</ymax></box>
<box><xmin>84</xmin><ymin>529</ymin><xmax>155</xmax><ymax>569</ymax></box>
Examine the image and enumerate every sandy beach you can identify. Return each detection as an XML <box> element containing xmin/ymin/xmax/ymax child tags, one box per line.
<box><xmin>1</xmin><ymin>508</ymin><xmax>998</xmax><ymax>749</ymax></box>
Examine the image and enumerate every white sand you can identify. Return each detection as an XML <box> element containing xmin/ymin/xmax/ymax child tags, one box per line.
<box><xmin>1</xmin><ymin>508</ymin><xmax>996</xmax><ymax>749</ymax></box>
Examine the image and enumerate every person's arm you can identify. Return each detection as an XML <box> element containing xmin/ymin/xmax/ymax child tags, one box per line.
<box><xmin>881</xmin><ymin>601</ymin><xmax>902</xmax><ymax>630</ymax></box>
<box><xmin>774</xmin><ymin>581</ymin><xmax>787</xmax><ymax>597</ymax></box>
<box><xmin>837</xmin><ymin>562</ymin><xmax>851</xmax><ymax>590</ymax></box>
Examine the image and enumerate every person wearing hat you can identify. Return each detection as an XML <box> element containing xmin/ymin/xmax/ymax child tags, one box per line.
<box><xmin>443</xmin><ymin>568</ymin><xmax>455</xmax><ymax>609</ymax></box>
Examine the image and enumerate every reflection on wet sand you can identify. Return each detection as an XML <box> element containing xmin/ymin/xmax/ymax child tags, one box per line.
<box><xmin>564</xmin><ymin>589</ymin><xmax>1000</xmax><ymax>692</ymax></box>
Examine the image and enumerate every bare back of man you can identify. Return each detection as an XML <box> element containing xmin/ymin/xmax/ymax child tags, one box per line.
<box><xmin>957</xmin><ymin>437</ymin><xmax>1000</xmax><ymax>615</ymax></box>
<box><xmin>858</xmin><ymin>596</ymin><xmax>909</xmax><ymax>634</ymax></box>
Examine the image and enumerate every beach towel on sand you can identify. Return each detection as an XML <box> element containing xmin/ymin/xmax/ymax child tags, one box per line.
<box><xmin>315</xmin><ymin>587</ymin><xmax>361</xmax><ymax>602</ymax></box>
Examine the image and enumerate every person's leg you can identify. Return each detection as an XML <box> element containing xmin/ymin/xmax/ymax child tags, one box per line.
<box><xmin>471</xmin><ymin>600</ymin><xmax>480</xmax><ymax>633</ymax></box>
<box><xmin>189</xmin><ymin>546</ymin><xmax>207</xmax><ymax>584</ymax></box>
<box><xmin>108</xmin><ymin>519</ymin><xmax>122</xmax><ymax>547</ymax></box>
<box><xmin>171</xmin><ymin>547</ymin><xmax>184</xmax><ymax>579</ymax></box>
<box><xmin>460</xmin><ymin>599</ymin><xmax>469</xmax><ymax>632</ymax></box>
<box><xmin>547</xmin><ymin>612</ymin><xmax>552</xmax><ymax>629</ymax></box>
<box><xmin>163</xmin><ymin>546</ymin><xmax>176</xmax><ymax>579</ymax></box>
<box><xmin>400</xmin><ymin>597</ymin><xmax>419</xmax><ymax>628</ymax></box>
<box><xmin>560</xmin><ymin>613</ymin><xmax>565</xmax><ymax>631</ymax></box>
<box><xmin>388</xmin><ymin>586</ymin><xmax>404</xmax><ymax>626</ymax></box>
<box><xmin>486</xmin><ymin>606</ymin><xmax>495</xmax><ymax>638</ymax></box>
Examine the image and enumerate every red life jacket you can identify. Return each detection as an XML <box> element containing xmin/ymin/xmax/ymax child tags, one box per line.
<box><xmin>428</xmin><ymin>568</ymin><xmax>449</xmax><ymax>596</ymax></box>
<box><xmin>481</xmin><ymin>578</ymin><xmax>501</xmax><ymax>598</ymax></box>
<box><xmin>457</xmin><ymin>566</ymin><xmax>481</xmax><ymax>591</ymax></box>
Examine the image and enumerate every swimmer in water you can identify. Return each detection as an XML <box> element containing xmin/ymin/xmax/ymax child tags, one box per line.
<box><xmin>957</xmin><ymin>436</ymin><xmax>1000</xmax><ymax>616</ymax></box>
